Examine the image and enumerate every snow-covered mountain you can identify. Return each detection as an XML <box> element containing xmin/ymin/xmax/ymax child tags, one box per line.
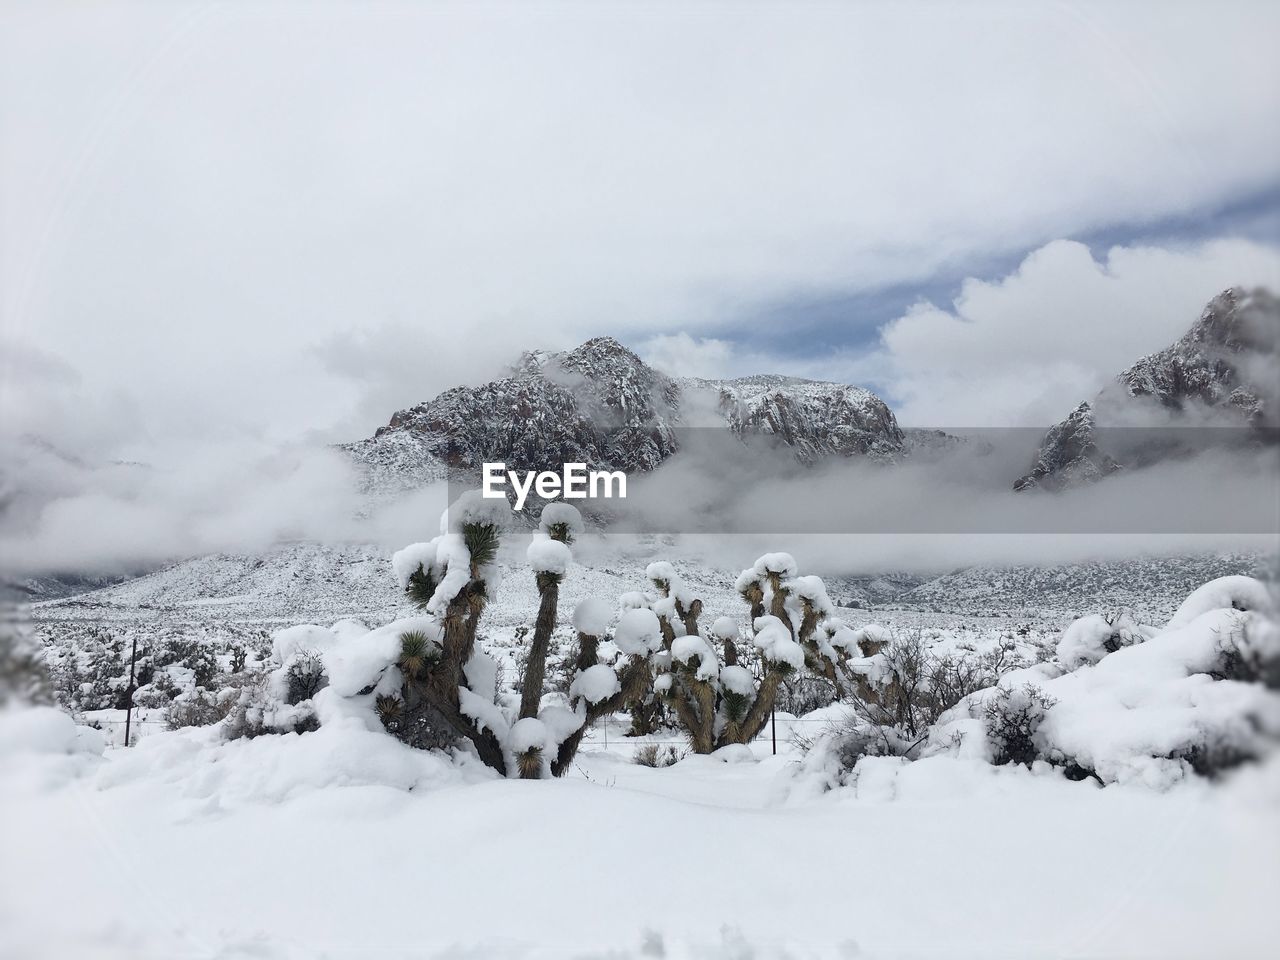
<box><xmin>342</xmin><ymin>336</ymin><xmax>904</xmax><ymax>494</ymax></box>
<box><xmin>1015</xmin><ymin>287</ymin><xmax>1279</xmax><ymax>490</ymax></box>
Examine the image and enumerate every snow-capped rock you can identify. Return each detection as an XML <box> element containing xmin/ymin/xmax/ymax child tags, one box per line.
<box><xmin>1016</xmin><ymin>287</ymin><xmax>1279</xmax><ymax>491</ymax></box>
<box><xmin>342</xmin><ymin>337</ymin><xmax>905</xmax><ymax>494</ymax></box>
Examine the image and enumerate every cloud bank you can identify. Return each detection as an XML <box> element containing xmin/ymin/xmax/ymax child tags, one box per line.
<box><xmin>3</xmin><ymin>1</ymin><xmax>1279</xmax><ymax>452</ymax></box>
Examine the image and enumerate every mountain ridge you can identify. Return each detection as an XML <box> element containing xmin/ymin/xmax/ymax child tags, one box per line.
<box><xmin>342</xmin><ymin>335</ymin><xmax>906</xmax><ymax>493</ymax></box>
<box><xmin>1015</xmin><ymin>286</ymin><xmax>1279</xmax><ymax>491</ymax></box>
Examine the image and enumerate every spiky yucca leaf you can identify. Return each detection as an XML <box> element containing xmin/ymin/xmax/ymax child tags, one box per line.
<box><xmin>545</xmin><ymin>521</ymin><xmax>575</xmax><ymax>545</ymax></box>
<box><xmin>720</xmin><ymin>689</ymin><xmax>750</xmax><ymax>723</ymax></box>
<box><xmin>398</xmin><ymin>630</ymin><xmax>438</xmax><ymax>680</ymax></box>
<box><xmin>535</xmin><ymin>570</ymin><xmax>563</xmax><ymax>592</ymax></box>
<box><xmin>463</xmin><ymin>522</ymin><xmax>500</xmax><ymax>573</ymax></box>
<box><xmin>516</xmin><ymin>746</ymin><xmax>543</xmax><ymax>780</ymax></box>
<box><xmin>375</xmin><ymin>694</ymin><xmax>402</xmax><ymax>721</ymax></box>
<box><xmin>406</xmin><ymin>564</ymin><xmax>437</xmax><ymax>610</ymax></box>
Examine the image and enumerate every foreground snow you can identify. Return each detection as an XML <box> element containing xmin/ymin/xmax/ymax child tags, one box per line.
<box><xmin>1</xmin><ymin>706</ymin><xmax>1276</xmax><ymax>960</ymax></box>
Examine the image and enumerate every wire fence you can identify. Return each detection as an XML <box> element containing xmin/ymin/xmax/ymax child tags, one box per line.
<box><xmin>78</xmin><ymin>709</ymin><xmax>848</xmax><ymax>751</ymax></box>
<box><xmin>586</xmin><ymin>713</ymin><xmax>842</xmax><ymax>748</ymax></box>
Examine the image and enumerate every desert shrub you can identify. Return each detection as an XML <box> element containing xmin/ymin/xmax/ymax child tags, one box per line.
<box><xmin>166</xmin><ymin>687</ymin><xmax>235</xmax><ymax>730</ymax></box>
<box><xmin>0</xmin><ymin>596</ymin><xmax>52</xmax><ymax>706</ymax></box>
<box><xmin>982</xmin><ymin>684</ymin><xmax>1056</xmax><ymax>767</ymax></box>
<box><xmin>777</xmin><ymin>674</ymin><xmax>841</xmax><ymax>715</ymax></box>
<box><xmin>221</xmin><ymin>668</ymin><xmax>320</xmax><ymax>740</ymax></box>
<box><xmin>1056</xmin><ymin>611</ymin><xmax>1151</xmax><ymax>671</ymax></box>
<box><xmin>794</xmin><ymin>710</ymin><xmax>921</xmax><ymax>788</ymax></box>
<box><xmin>1212</xmin><ymin>613</ymin><xmax>1280</xmax><ymax>687</ymax></box>
<box><xmin>182</xmin><ymin>643</ymin><xmax>220</xmax><ymax>688</ymax></box>
<box><xmin>1176</xmin><ymin>733</ymin><xmax>1260</xmax><ymax>780</ymax></box>
<box><xmin>848</xmin><ymin>628</ymin><xmax>1013</xmax><ymax>738</ymax></box>
<box><xmin>283</xmin><ymin>650</ymin><xmax>327</xmax><ymax>705</ymax></box>
<box><xmin>633</xmin><ymin>743</ymin><xmax>684</xmax><ymax>767</ymax></box>
<box><xmin>829</xmin><ymin>720</ymin><xmax>917</xmax><ymax>770</ymax></box>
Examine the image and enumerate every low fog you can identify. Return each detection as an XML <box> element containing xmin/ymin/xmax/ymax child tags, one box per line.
<box><xmin>4</xmin><ymin>415</ymin><xmax>1275</xmax><ymax>582</ymax></box>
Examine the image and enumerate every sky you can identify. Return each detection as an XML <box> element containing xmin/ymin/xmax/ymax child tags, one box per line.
<box><xmin>2</xmin><ymin>0</ymin><xmax>1279</xmax><ymax>456</ymax></box>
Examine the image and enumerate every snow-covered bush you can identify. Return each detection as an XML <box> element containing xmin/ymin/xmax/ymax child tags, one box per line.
<box><xmin>40</xmin><ymin>622</ymin><xmax>272</xmax><ymax>718</ymax></box>
<box><xmin>927</xmin><ymin>576</ymin><xmax>1280</xmax><ymax>788</ymax></box>
<box><xmin>283</xmin><ymin>650</ymin><xmax>328</xmax><ymax>705</ymax></box>
<box><xmin>844</xmin><ymin>626</ymin><xmax>1013</xmax><ymax>739</ymax></box>
<box><xmin>165</xmin><ymin>686</ymin><xmax>236</xmax><ymax>730</ymax></box>
<box><xmin>621</xmin><ymin>554</ymin><xmax>867</xmax><ymax>754</ymax></box>
<box><xmin>982</xmin><ymin>684</ymin><xmax>1056</xmax><ymax>768</ymax></box>
<box><xmin>0</xmin><ymin>596</ymin><xmax>51</xmax><ymax>706</ymax></box>
<box><xmin>792</xmin><ymin>708</ymin><xmax>920</xmax><ymax>791</ymax></box>
<box><xmin>1166</xmin><ymin>575</ymin><xmax>1274</xmax><ymax>630</ymax></box>
<box><xmin>1055</xmin><ymin>611</ymin><xmax>1154</xmax><ymax>671</ymax></box>
<box><xmin>633</xmin><ymin>743</ymin><xmax>684</xmax><ymax>767</ymax></box>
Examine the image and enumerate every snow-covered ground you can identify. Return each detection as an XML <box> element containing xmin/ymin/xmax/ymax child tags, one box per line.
<box><xmin>2</xmin><ymin>696</ymin><xmax>1277</xmax><ymax>960</ymax></box>
<box><xmin>11</xmin><ymin>543</ymin><xmax>1278</xmax><ymax>959</ymax></box>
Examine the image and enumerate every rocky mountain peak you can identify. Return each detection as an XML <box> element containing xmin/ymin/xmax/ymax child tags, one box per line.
<box><xmin>1015</xmin><ymin>287</ymin><xmax>1278</xmax><ymax>490</ymax></box>
<box><xmin>343</xmin><ymin>336</ymin><xmax>905</xmax><ymax>493</ymax></box>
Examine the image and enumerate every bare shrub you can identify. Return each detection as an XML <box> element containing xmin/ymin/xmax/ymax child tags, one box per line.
<box><xmin>633</xmin><ymin>743</ymin><xmax>684</xmax><ymax>767</ymax></box>
<box><xmin>848</xmin><ymin>628</ymin><xmax>1013</xmax><ymax>738</ymax></box>
<box><xmin>982</xmin><ymin>684</ymin><xmax>1056</xmax><ymax>767</ymax></box>
<box><xmin>283</xmin><ymin>650</ymin><xmax>327</xmax><ymax>705</ymax></box>
<box><xmin>165</xmin><ymin>688</ymin><xmax>235</xmax><ymax>730</ymax></box>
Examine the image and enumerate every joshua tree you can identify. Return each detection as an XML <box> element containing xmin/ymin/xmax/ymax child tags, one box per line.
<box><xmin>379</xmin><ymin>496</ymin><xmax>657</xmax><ymax>778</ymax></box>
<box><xmin>612</xmin><ymin>555</ymin><xmax>862</xmax><ymax>755</ymax></box>
<box><xmin>367</xmin><ymin>496</ymin><xmax>870</xmax><ymax>775</ymax></box>
<box><xmin>383</xmin><ymin>494</ymin><xmax>510</xmax><ymax>771</ymax></box>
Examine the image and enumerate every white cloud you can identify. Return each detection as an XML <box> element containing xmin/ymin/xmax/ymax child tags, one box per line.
<box><xmin>636</xmin><ymin>333</ymin><xmax>753</xmax><ymax>380</ymax></box>
<box><xmin>874</xmin><ymin>238</ymin><xmax>1280</xmax><ymax>426</ymax></box>
<box><xmin>2</xmin><ymin>1</ymin><xmax>1278</xmax><ymax>452</ymax></box>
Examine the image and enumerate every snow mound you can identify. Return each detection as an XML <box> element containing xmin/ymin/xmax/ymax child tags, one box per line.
<box><xmin>325</xmin><ymin>616</ymin><xmax>440</xmax><ymax>697</ymax></box>
<box><xmin>615</xmin><ymin>608</ymin><xmax>662</xmax><ymax>655</ymax></box>
<box><xmin>928</xmin><ymin>604</ymin><xmax>1280</xmax><ymax>790</ymax></box>
<box><xmin>793</xmin><ymin>575</ymin><xmax>835</xmax><ymax>615</ymax></box>
<box><xmin>441</xmin><ymin>489</ymin><xmax>512</xmax><ymax>534</ymax></box>
<box><xmin>538</xmin><ymin>501</ymin><xmax>584</xmax><ymax>539</ymax></box>
<box><xmin>391</xmin><ymin>540</ymin><xmax>438</xmax><ymax>588</ymax></box>
<box><xmin>271</xmin><ymin>624</ymin><xmax>339</xmax><ymax>665</ymax></box>
<box><xmin>570</xmin><ymin>664</ymin><xmax>621</xmax><ymax>704</ymax></box>
<box><xmin>719</xmin><ymin>664</ymin><xmax>755</xmax><ymax>697</ymax></box>
<box><xmin>753</xmin><ymin>615</ymin><xmax>805</xmax><ymax>670</ymax></box>
<box><xmin>1038</xmin><ymin>608</ymin><xmax>1280</xmax><ymax>787</ymax></box>
<box><xmin>753</xmin><ymin>553</ymin><xmax>798</xmax><ymax>578</ymax></box>
<box><xmin>330</xmin><ymin>618</ymin><xmax>370</xmax><ymax>641</ymax></box>
<box><xmin>0</xmin><ymin>707</ymin><xmax>104</xmax><ymax>759</ymax></box>
<box><xmin>1167</xmin><ymin>575</ymin><xmax>1274</xmax><ymax>630</ymax></box>
<box><xmin>671</xmin><ymin>634</ymin><xmax>718</xmax><ymax>680</ymax></box>
<box><xmin>509</xmin><ymin>717</ymin><xmax>550</xmax><ymax>754</ymax></box>
<box><xmin>709</xmin><ymin>616</ymin><xmax>739</xmax><ymax>641</ymax></box>
<box><xmin>712</xmin><ymin>743</ymin><xmax>755</xmax><ymax>764</ymax></box>
<box><xmin>572</xmin><ymin>597</ymin><xmax>613</xmax><ymax>637</ymax></box>
<box><xmin>527</xmin><ymin>537</ymin><xmax>571</xmax><ymax>575</ymax></box>
<box><xmin>1055</xmin><ymin>612</ymin><xmax>1153</xmax><ymax>671</ymax></box>
<box><xmin>97</xmin><ymin>710</ymin><xmax>484</xmax><ymax>804</ymax></box>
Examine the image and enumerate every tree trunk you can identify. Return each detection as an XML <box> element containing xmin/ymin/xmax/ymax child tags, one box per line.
<box><xmin>679</xmin><ymin>598</ymin><xmax>702</xmax><ymax>638</ymax></box>
<box><xmin>734</xmin><ymin>668</ymin><xmax>786</xmax><ymax>744</ymax></box>
<box><xmin>722</xmin><ymin>638</ymin><xmax>738</xmax><ymax>666</ymax></box>
<box><xmin>552</xmin><ymin>659</ymin><xmax>652</xmax><ymax>776</ymax></box>
<box><xmin>519</xmin><ymin>573</ymin><xmax>560</xmax><ymax>719</ymax></box>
